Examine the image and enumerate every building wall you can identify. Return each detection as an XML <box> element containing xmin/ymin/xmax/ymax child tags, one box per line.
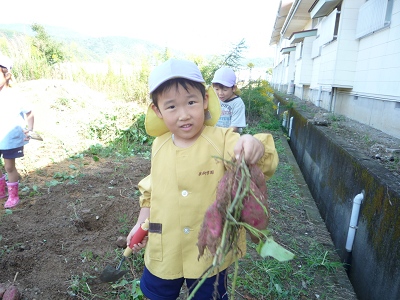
<box><xmin>297</xmin><ymin>36</ymin><xmax>315</xmax><ymax>85</ymax></box>
<box><xmin>287</xmin><ymin>51</ymin><xmax>296</xmax><ymax>82</ymax></box>
<box><xmin>332</xmin><ymin>0</ymin><xmax>363</xmax><ymax>87</ymax></box>
<box><xmin>335</xmin><ymin>91</ymin><xmax>400</xmax><ymax>138</ymax></box>
<box><xmin>303</xmin><ymin>85</ymin><xmax>311</xmax><ymax>101</ymax></box>
<box><xmin>310</xmin><ymin>55</ymin><xmax>321</xmax><ymax>89</ymax></box>
<box><xmin>271</xmin><ymin>0</ymin><xmax>400</xmax><ymax>138</ymax></box>
<box><xmin>318</xmin><ymin>40</ymin><xmax>338</xmax><ymax>85</ymax></box>
<box><xmin>294</xmin><ymin>84</ymin><xmax>303</xmax><ymax>99</ymax></box>
<box><xmin>354</xmin><ymin>0</ymin><xmax>400</xmax><ymax>97</ymax></box>
<box><xmin>333</xmin><ymin>0</ymin><xmax>400</xmax><ymax>138</ymax></box>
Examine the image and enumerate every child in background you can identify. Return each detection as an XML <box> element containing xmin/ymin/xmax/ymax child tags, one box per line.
<box><xmin>126</xmin><ymin>59</ymin><xmax>278</xmax><ymax>299</ymax></box>
<box><xmin>0</xmin><ymin>54</ymin><xmax>35</xmax><ymax>208</ymax></box>
<box><xmin>212</xmin><ymin>66</ymin><xmax>246</xmax><ymax>133</ymax></box>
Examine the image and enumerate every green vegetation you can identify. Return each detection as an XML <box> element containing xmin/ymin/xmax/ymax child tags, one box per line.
<box><xmin>31</xmin><ymin>23</ymin><xmax>66</xmax><ymax>66</ymax></box>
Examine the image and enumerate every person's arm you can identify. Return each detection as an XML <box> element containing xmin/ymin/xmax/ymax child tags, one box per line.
<box><xmin>25</xmin><ymin>111</ymin><xmax>34</xmax><ymax>131</ymax></box>
<box><xmin>233</xmin><ymin>134</ymin><xmax>265</xmax><ymax>164</ymax></box>
<box><xmin>126</xmin><ymin>175</ymin><xmax>152</xmax><ymax>252</ymax></box>
<box><xmin>253</xmin><ymin>133</ymin><xmax>279</xmax><ymax>179</ymax></box>
<box><xmin>233</xmin><ymin>133</ymin><xmax>279</xmax><ymax>179</ymax></box>
<box><xmin>22</xmin><ymin>111</ymin><xmax>35</xmax><ymax>141</ymax></box>
<box><xmin>126</xmin><ymin>207</ymin><xmax>150</xmax><ymax>253</ymax></box>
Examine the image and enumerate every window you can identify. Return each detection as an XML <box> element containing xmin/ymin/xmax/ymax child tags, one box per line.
<box><xmin>355</xmin><ymin>0</ymin><xmax>393</xmax><ymax>39</ymax></box>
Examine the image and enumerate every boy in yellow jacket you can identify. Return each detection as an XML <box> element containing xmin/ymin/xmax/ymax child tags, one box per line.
<box><xmin>126</xmin><ymin>59</ymin><xmax>278</xmax><ymax>299</ymax></box>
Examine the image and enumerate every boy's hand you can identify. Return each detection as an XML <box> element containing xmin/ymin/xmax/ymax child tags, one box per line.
<box><xmin>23</xmin><ymin>129</ymin><xmax>31</xmax><ymax>141</ymax></box>
<box><xmin>127</xmin><ymin>223</ymin><xmax>148</xmax><ymax>253</ymax></box>
<box><xmin>234</xmin><ymin>134</ymin><xmax>265</xmax><ymax>165</ymax></box>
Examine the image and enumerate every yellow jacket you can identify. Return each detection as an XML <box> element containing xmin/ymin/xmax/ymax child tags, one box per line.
<box><xmin>138</xmin><ymin>126</ymin><xmax>278</xmax><ymax>279</ymax></box>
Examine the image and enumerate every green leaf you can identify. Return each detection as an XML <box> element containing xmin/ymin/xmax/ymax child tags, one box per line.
<box><xmin>274</xmin><ymin>283</ymin><xmax>283</xmax><ymax>294</ymax></box>
<box><xmin>46</xmin><ymin>180</ymin><xmax>61</xmax><ymax>187</ymax></box>
<box><xmin>257</xmin><ymin>236</ymin><xmax>295</xmax><ymax>262</ymax></box>
<box><xmin>92</xmin><ymin>155</ymin><xmax>99</xmax><ymax>162</ymax></box>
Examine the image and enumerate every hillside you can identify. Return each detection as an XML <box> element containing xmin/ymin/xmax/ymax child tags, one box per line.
<box><xmin>0</xmin><ymin>23</ymin><xmax>274</xmax><ymax>68</ymax></box>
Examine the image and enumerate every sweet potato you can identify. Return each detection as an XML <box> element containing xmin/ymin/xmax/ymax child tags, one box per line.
<box><xmin>249</xmin><ymin>164</ymin><xmax>267</xmax><ymax>196</ymax></box>
<box><xmin>197</xmin><ymin>202</ymin><xmax>223</xmax><ymax>257</ymax></box>
<box><xmin>214</xmin><ymin>169</ymin><xmax>235</xmax><ymax>214</ymax></box>
<box><xmin>0</xmin><ymin>283</ymin><xmax>6</xmax><ymax>297</ymax></box>
<box><xmin>230</xmin><ymin>164</ymin><xmax>269</xmax><ymax>230</ymax></box>
<box><xmin>240</xmin><ymin>180</ymin><xmax>269</xmax><ymax>230</ymax></box>
<box><xmin>2</xmin><ymin>285</ymin><xmax>20</xmax><ymax>300</ymax></box>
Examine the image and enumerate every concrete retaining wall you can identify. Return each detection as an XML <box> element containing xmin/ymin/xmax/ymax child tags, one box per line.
<box><xmin>274</xmin><ymin>94</ymin><xmax>400</xmax><ymax>300</ymax></box>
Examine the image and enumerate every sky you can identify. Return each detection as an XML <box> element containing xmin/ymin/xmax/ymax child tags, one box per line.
<box><xmin>2</xmin><ymin>0</ymin><xmax>280</xmax><ymax>59</ymax></box>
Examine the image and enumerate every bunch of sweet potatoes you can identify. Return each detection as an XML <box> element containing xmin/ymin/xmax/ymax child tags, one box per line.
<box><xmin>197</xmin><ymin>161</ymin><xmax>269</xmax><ymax>257</ymax></box>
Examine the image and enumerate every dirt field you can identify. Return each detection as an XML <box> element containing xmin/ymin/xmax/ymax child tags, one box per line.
<box><xmin>0</xmin><ymin>79</ymin><xmax>149</xmax><ymax>299</ymax></box>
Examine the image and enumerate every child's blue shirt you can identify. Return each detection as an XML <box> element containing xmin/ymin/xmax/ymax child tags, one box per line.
<box><xmin>0</xmin><ymin>88</ymin><xmax>32</xmax><ymax>150</ymax></box>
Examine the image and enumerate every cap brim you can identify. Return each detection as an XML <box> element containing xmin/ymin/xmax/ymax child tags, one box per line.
<box><xmin>145</xmin><ymin>86</ymin><xmax>220</xmax><ymax>137</ymax></box>
<box><xmin>211</xmin><ymin>80</ymin><xmax>235</xmax><ymax>87</ymax></box>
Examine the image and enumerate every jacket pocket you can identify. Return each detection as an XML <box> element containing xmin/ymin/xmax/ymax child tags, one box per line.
<box><xmin>148</xmin><ymin>232</ymin><xmax>163</xmax><ymax>261</ymax></box>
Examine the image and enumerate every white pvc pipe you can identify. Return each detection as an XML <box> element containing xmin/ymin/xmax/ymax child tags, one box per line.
<box><xmin>345</xmin><ymin>191</ymin><xmax>365</xmax><ymax>252</ymax></box>
<box><xmin>282</xmin><ymin>112</ymin><xmax>287</xmax><ymax>127</ymax></box>
<box><xmin>289</xmin><ymin>117</ymin><xmax>294</xmax><ymax>138</ymax></box>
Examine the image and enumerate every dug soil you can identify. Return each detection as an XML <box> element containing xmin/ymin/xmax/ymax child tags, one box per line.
<box><xmin>2</xmin><ymin>79</ymin><xmax>396</xmax><ymax>299</ymax></box>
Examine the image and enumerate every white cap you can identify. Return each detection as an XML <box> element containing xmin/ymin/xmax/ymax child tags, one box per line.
<box><xmin>149</xmin><ymin>59</ymin><xmax>204</xmax><ymax>94</ymax></box>
<box><xmin>212</xmin><ymin>67</ymin><xmax>236</xmax><ymax>87</ymax></box>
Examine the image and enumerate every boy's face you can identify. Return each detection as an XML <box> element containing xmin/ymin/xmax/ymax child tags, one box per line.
<box><xmin>213</xmin><ymin>85</ymin><xmax>236</xmax><ymax>102</ymax></box>
<box><xmin>151</xmin><ymin>83</ymin><xmax>209</xmax><ymax>147</ymax></box>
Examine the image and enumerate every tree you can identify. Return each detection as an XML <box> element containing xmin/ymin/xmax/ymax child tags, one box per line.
<box><xmin>200</xmin><ymin>39</ymin><xmax>248</xmax><ymax>85</ymax></box>
<box><xmin>31</xmin><ymin>23</ymin><xmax>66</xmax><ymax>65</ymax></box>
<box><xmin>222</xmin><ymin>38</ymin><xmax>247</xmax><ymax>71</ymax></box>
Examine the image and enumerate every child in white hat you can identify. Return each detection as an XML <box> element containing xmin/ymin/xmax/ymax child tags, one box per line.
<box><xmin>0</xmin><ymin>54</ymin><xmax>35</xmax><ymax>208</ymax></box>
<box><xmin>126</xmin><ymin>59</ymin><xmax>278</xmax><ymax>299</ymax></box>
<box><xmin>212</xmin><ymin>66</ymin><xmax>246</xmax><ymax>133</ymax></box>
